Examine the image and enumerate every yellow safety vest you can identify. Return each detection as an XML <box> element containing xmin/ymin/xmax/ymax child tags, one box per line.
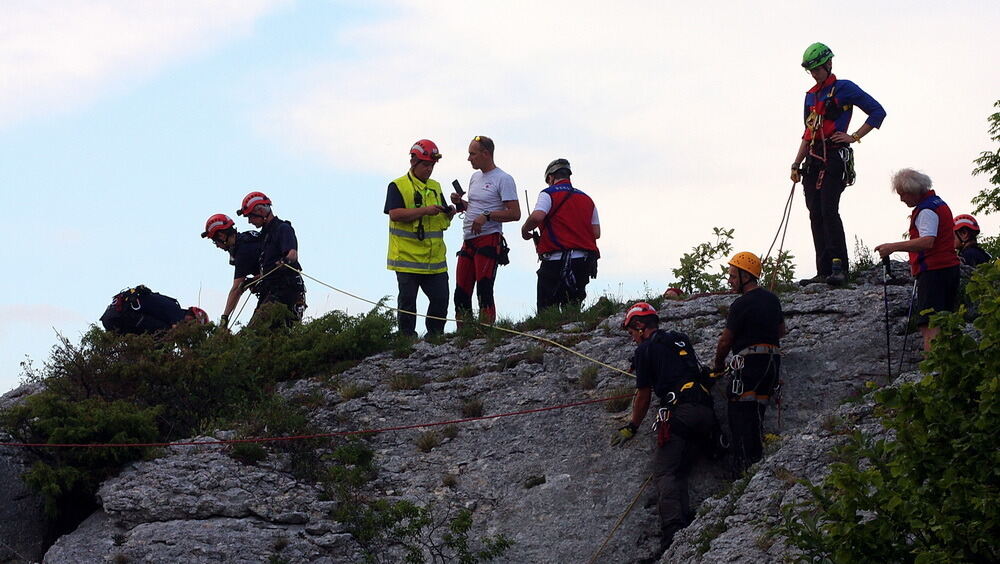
<box><xmin>387</xmin><ymin>173</ymin><xmax>451</xmax><ymax>274</ymax></box>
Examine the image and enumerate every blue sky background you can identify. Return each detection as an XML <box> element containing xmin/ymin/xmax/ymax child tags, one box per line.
<box><xmin>3</xmin><ymin>0</ymin><xmax>999</xmax><ymax>393</ymax></box>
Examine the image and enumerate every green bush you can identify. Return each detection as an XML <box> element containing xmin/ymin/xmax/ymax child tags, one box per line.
<box><xmin>671</xmin><ymin>227</ymin><xmax>734</xmax><ymax>294</ymax></box>
<box><xmin>0</xmin><ymin>306</ymin><xmax>395</xmax><ymax>519</ymax></box>
<box><xmin>777</xmin><ymin>261</ymin><xmax>1000</xmax><ymax>563</ymax></box>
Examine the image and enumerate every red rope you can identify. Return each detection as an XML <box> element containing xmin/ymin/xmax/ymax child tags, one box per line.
<box><xmin>0</xmin><ymin>393</ymin><xmax>632</xmax><ymax>449</ymax></box>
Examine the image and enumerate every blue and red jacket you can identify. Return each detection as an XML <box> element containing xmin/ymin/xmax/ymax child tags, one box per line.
<box><xmin>536</xmin><ymin>182</ymin><xmax>599</xmax><ymax>256</ymax></box>
<box><xmin>908</xmin><ymin>190</ymin><xmax>960</xmax><ymax>276</ymax></box>
<box><xmin>802</xmin><ymin>74</ymin><xmax>886</xmax><ymax>141</ymax></box>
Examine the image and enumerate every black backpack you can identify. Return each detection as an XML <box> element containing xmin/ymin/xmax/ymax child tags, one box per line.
<box><xmin>649</xmin><ymin>330</ymin><xmax>713</xmax><ymax>406</ymax></box>
<box><xmin>100</xmin><ymin>286</ymin><xmax>183</xmax><ymax>334</ymax></box>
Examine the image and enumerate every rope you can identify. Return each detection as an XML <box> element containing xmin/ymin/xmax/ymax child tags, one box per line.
<box><xmin>0</xmin><ymin>393</ymin><xmax>631</xmax><ymax>449</ymax></box>
<box><xmin>224</xmin><ymin>263</ymin><xmax>285</xmax><ymax>330</ymax></box>
<box><xmin>284</xmin><ymin>264</ymin><xmax>634</xmax><ymax>378</ymax></box>
<box><xmin>761</xmin><ymin>180</ymin><xmax>796</xmax><ymax>291</ymax></box>
<box><xmin>587</xmin><ymin>473</ymin><xmax>654</xmax><ymax>564</ymax></box>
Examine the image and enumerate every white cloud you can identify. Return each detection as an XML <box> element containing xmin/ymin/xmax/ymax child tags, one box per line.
<box><xmin>0</xmin><ymin>0</ymin><xmax>287</xmax><ymax>127</ymax></box>
<box><xmin>259</xmin><ymin>1</ymin><xmax>1000</xmax><ymax>278</ymax></box>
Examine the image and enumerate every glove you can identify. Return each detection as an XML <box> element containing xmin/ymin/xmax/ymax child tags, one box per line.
<box><xmin>610</xmin><ymin>423</ymin><xmax>638</xmax><ymax>446</ymax></box>
<box><xmin>790</xmin><ymin>166</ymin><xmax>801</xmax><ymax>183</ymax></box>
<box><xmin>219</xmin><ymin>314</ymin><xmax>230</xmax><ymax>327</ymax></box>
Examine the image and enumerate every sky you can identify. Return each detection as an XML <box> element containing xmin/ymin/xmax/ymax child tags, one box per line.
<box><xmin>3</xmin><ymin>0</ymin><xmax>999</xmax><ymax>394</ymax></box>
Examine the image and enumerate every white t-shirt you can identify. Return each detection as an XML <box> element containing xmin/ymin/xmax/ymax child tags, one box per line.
<box><xmin>532</xmin><ymin>190</ymin><xmax>600</xmax><ymax>260</ymax></box>
<box><xmin>463</xmin><ymin>167</ymin><xmax>518</xmax><ymax>239</ymax></box>
<box><xmin>915</xmin><ymin>208</ymin><xmax>939</xmax><ymax>238</ymax></box>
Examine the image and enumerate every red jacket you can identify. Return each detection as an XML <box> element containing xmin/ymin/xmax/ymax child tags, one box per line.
<box><xmin>908</xmin><ymin>190</ymin><xmax>959</xmax><ymax>275</ymax></box>
<box><xmin>535</xmin><ymin>182</ymin><xmax>599</xmax><ymax>256</ymax></box>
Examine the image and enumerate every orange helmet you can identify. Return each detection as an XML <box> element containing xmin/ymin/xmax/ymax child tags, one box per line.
<box><xmin>953</xmin><ymin>214</ymin><xmax>980</xmax><ymax>233</ymax></box>
<box><xmin>237</xmin><ymin>191</ymin><xmax>272</xmax><ymax>216</ymax></box>
<box><xmin>188</xmin><ymin>307</ymin><xmax>209</xmax><ymax>325</ymax></box>
<box><xmin>728</xmin><ymin>251</ymin><xmax>762</xmax><ymax>278</ymax></box>
<box><xmin>409</xmin><ymin>139</ymin><xmax>442</xmax><ymax>162</ymax></box>
<box><xmin>201</xmin><ymin>213</ymin><xmax>235</xmax><ymax>238</ymax></box>
<box><xmin>622</xmin><ymin>302</ymin><xmax>658</xmax><ymax>329</ymax></box>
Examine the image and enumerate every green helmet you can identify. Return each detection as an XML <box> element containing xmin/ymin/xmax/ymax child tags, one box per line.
<box><xmin>801</xmin><ymin>42</ymin><xmax>833</xmax><ymax>70</ymax></box>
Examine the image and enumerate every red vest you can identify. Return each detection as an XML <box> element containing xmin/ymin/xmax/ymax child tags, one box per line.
<box><xmin>907</xmin><ymin>190</ymin><xmax>959</xmax><ymax>275</ymax></box>
<box><xmin>536</xmin><ymin>183</ymin><xmax>599</xmax><ymax>255</ymax></box>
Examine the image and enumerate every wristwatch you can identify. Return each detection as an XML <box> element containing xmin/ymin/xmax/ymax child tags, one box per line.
<box><xmin>483</xmin><ymin>211</ymin><xmax>492</xmax><ymax>221</ymax></box>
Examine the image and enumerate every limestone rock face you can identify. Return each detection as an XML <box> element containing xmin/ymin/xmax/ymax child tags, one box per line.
<box><xmin>37</xmin><ymin>270</ymin><xmax>926</xmax><ymax>563</ymax></box>
<box><xmin>0</xmin><ymin>384</ymin><xmax>48</xmax><ymax>564</ymax></box>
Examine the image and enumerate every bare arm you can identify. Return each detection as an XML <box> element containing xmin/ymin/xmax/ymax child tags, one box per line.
<box><xmin>713</xmin><ymin>328</ymin><xmax>735</xmax><ymax>372</ymax></box>
<box><xmin>388</xmin><ymin>206</ymin><xmax>442</xmax><ymax>223</ymax></box>
<box><xmin>224</xmin><ymin>277</ymin><xmax>245</xmax><ymax>318</ymax></box>
<box><xmin>592</xmin><ymin>224</ymin><xmax>601</xmax><ymax>239</ymax></box>
<box><xmin>521</xmin><ymin>210</ymin><xmax>546</xmax><ymax>239</ymax></box>
<box><xmin>875</xmin><ymin>236</ymin><xmax>935</xmax><ymax>258</ymax></box>
<box><xmin>629</xmin><ymin>387</ymin><xmax>652</xmax><ymax>428</ymax></box>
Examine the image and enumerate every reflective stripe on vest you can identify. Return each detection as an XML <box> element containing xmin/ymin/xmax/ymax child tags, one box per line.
<box><xmin>389</xmin><ymin>227</ymin><xmax>444</xmax><ymax>240</ymax></box>
<box><xmin>387</xmin><ymin>259</ymin><xmax>448</xmax><ymax>270</ymax></box>
<box><xmin>387</xmin><ymin>173</ymin><xmax>450</xmax><ymax>274</ymax></box>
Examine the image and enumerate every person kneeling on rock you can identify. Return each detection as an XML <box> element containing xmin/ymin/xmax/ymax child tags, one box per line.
<box><xmin>610</xmin><ymin>302</ymin><xmax>715</xmax><ymax>553</ymax></box>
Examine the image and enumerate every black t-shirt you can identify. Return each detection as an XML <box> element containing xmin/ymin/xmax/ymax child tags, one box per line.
<box><xmin>384</xmin><ymin>182</ymin><xmax>405</xmax><ymax>213</ymax></box>
<box><xmin>960</xmin><ymin>245</ymin><xmax>992</xmax><ymax>268</ymax></box>
<box><xmin>259</xmin><ymin>217</ymin><xmax>301</xmax><ymax>273</ymax></box>
<box><xmin>726</xmin><ymin>287</ymin><xmax>784</xmax><ymax>353</ymax></box>
<box><xmin>231</xmin><ymin>231</ymin><xmax>262</xmax><ymax>279</ymax></box>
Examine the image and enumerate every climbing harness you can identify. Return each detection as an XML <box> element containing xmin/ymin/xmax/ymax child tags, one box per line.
<box><xmin>653</xmin><ymin>407</ymin><xmax>672</xmax><ymax>447</ymax></box>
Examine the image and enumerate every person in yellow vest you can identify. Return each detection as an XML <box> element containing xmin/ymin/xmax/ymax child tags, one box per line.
<box><xmin>384</xmin><ymin>139</ymin><xmax>456</xmax><ymax>336</ymax></box>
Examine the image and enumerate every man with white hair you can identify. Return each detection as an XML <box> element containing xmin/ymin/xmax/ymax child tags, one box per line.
<box><xmin>237</xmin><ymin>191</ymin><xmax>307</xmax><ymax>324</ymax></box>
<box><xmin>875</xmin><ymin>169</ymin><xmax>960</xmax><ymax>351</ymax></box>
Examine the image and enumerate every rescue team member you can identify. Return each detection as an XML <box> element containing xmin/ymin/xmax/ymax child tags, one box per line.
<box><xmin>520</xmin><ymin>158</ymin><xmax>600</xmax><ymax>312</ymax></box>
<box><xmin>236</xmin><ymin>191</ymin><xmax>307</xmax><ymax>324</ymax></box>
<box><xmin>100</xmin><ymin>285</ymin><xmax>208</xmax><ymax>335</ymax></box>
<box><xmin>384</xmin><ymin>139</ymin><xmax>455</xmax><ymax>336</ymax></box>
<box><xmin>712</xmin><ymin>252</ymin><xmax>785</xmax><ymax>473</ymax></box>
<box><xmin>610</xmin><ymin>303</ymin><xmax>714</xmax><ymax>552</ymax></box>
<box><xmin>953</xmin><ymin>214</ymin><xmax>992</xmax><ymax>267</ymax></box>
<box><xmin>201</xmin><ymin>213</ymin><xmax>262</xmax><ymax>327</ymax></box>
<box><xmin>450</xmin><ymin>136</ymin><xmax>520</xmax><ymax>323</ymax></box>
<box><xmin>791</xmin><ymin>43</ymin><xmax>886</xmax><ymax>286</ymax></box>
<box><xmin>875</xmin><ymin>169</ymin><xmax>961</xmax><ymax>351</ymax></box>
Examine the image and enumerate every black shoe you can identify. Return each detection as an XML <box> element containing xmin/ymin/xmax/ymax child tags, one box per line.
<box><xmin>826</xmin><ymin>272</ymin><xmax>847</xmax><ymax>286</ymax></box>
<box><xmin>798</xmin><ymin>274</ymin><xmax>826</xmax><ymax>286</ymax></box>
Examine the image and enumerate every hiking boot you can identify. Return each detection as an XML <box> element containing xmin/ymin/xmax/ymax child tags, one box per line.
<box><xmin>798</xmin><ymin>274</ymin><xmax>826</xmax><ymax>286</ymax></box>
<box><xmin>826</xmin><ymin>272</ymin><xmax>847</xmax><ymax>286</ymax></box>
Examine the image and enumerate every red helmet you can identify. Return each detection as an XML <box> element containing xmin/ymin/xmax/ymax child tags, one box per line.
<box><xmin>953</xmin><ymin>214</ymin><xmax>980</xmax><ymax>233</ymax></box>
<box><xmin>237</xmin><ymin>191</ymin><xmax>272</xmax><ymax>216</ymax></box>
<box><xmin>188</xmin><ymin>307</ymin><xmax>209</xmax><ymax>325</ymax></box>
<box><xmin>409</xmin><ymin>139</ymin><xmax>442</xmax><ymax>162</ymax></box>
<box><xmin>622</xmin><ymin>302</ymin><xmax>658</xmax><ymax>329</ymax></box>
<box><xmin>201</xmin><ymin>213</ymin><xmax>235</xmax><ymax>238</ymax></box>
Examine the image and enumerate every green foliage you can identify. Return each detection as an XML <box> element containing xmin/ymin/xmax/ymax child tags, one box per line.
<box><xmin>977</xmin><ymin>234</ymin><xmax>1000</xmax><ymax>260</ymax></box>
<box><xmin>672</xmin><ymin>227</ymin><xmax>735</xmax><ymax>294</ymax></box>
<box><xmin>971</xmin><ymin>99</ymin><xmax>1000</xmax><ymax>216</ymax></box>
<box><xmin>229</xmin><ymin>442</ymin><xmax>267</xmax><ymax>465</ymax></box>
<box><xmin>1</xmin><ymin>394</ymin><xmax>160</xmax><ymax>517</ymax></box>
<box><xmin>849</xmin><ymin>236</ymin><xmax>877</xmax><ymax>281</ymax></box>
<box><xmin>604</xmin><ymin>386</ymin><xmax>633</xmax><ymax>413</ymax></box>
<box><xmin>322</xmin><ymin>442</ymin><xmax>510</xmax><ymax>563</ymax></box>
<box><xmin>0</xmin><ymin>306</ymin><xmax>395</xmax><ymax>519</ymax></box>
<box><xmin>578</xmin><ymin>365</ymin><xmax>599</xmax><ymax>390</ymax></box>
<box><xmin>415</xmin><ymin>431</ymin><xmax>440</xmax><ymax>453</ymax></box>
<box><xmin>517</xmin><ymin>296</ymin><xmax>624</xmax><ymax>333</ymax></box>
<box><xmin>461</xmin><ymin>399</ymin><xmax>484</xmax><ymax>418</ymax></box>
<box><xmin>761</xmin><ymin>249</ymin><xmax>797</xmax><ymax>291</ymax></box>
<box><xmin>390</xmin><ymin>373</ymin><xmax>427</xmax><ymax>391</ymax></box>
<box><xmin>777</xmin><ymin>261</ymin><xmax>1000</xmax><ymax>563</ymax></box>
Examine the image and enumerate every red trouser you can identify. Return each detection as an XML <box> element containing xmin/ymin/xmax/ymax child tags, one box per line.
<box><xmin>454</xmin><ymin>233</ymin><xmax>500</xmax><ymax>323</ymax></box>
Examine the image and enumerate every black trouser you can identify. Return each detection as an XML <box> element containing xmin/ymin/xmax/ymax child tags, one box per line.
<box><xmin>536</xmin><ymin>257</ymin><xmax>591</xmax><ymax>312</ymax></box>
<box><xmin>396</xmin><ymin>271</ymin><xmax>449</xmax><ymax>336</ymax></box>
<box><xmin>803</xmin><ymin>149</ymin><xmax>848</xmax><ymax>277</ymax></box>
<box><xmin>652</xmin><ymin>402</ymin><xmax>714</xmax><ymax>545</ymax></box>
<box><xmin>728</xmin><ymin>353</ymin><xmax>780</xmax><ymax>473</ymax></box>
<box><xmin>254</xmin><ymin>274</ymin><xmax>307</xmax><ymax>327</ymax></box>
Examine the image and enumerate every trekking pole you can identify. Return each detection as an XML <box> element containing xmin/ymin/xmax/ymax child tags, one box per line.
<box><xmin>882</xmin><ymin>255</ymin><xmax>892</xmax><ymax>379</ymax></box>
<box><xmin>896</xmin><ymin>278</ymin><xmax>918</xmax><ymax>376</ymax></box>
